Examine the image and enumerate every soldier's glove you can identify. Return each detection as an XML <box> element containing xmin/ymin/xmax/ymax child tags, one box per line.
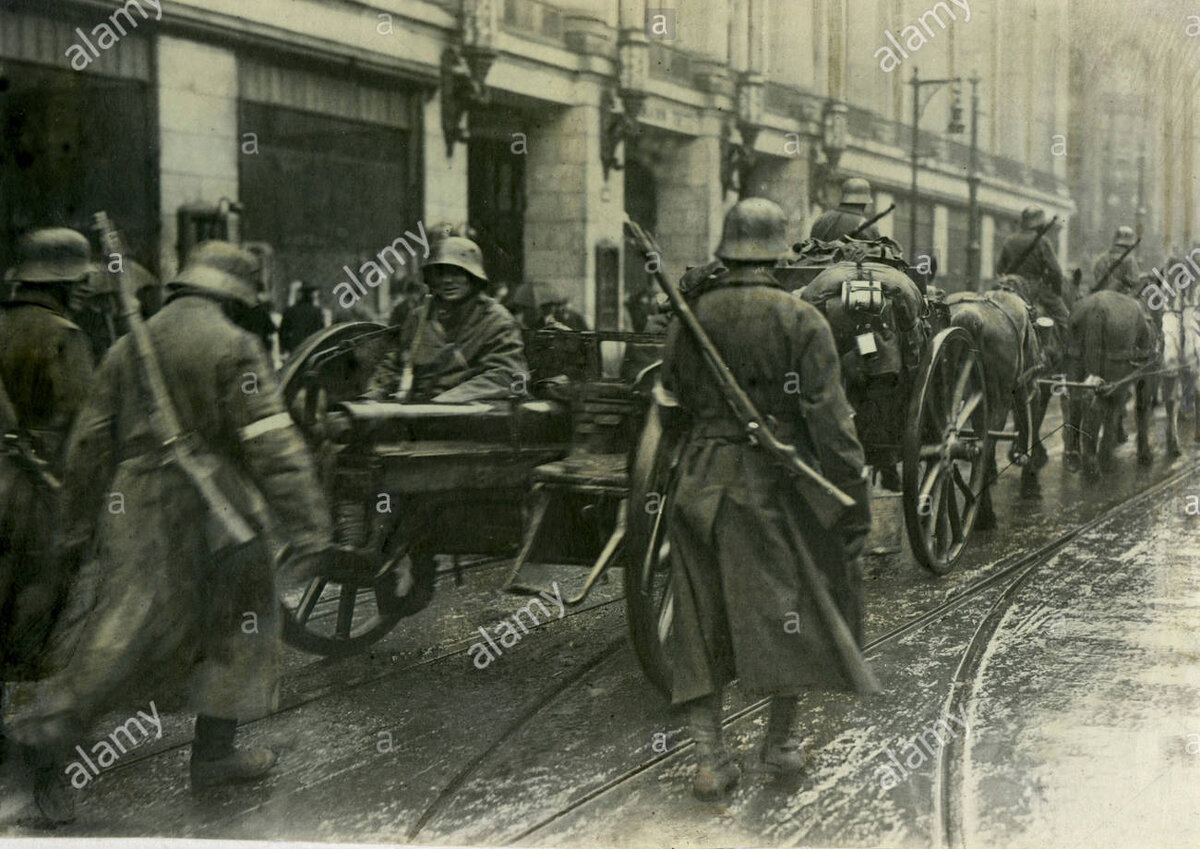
<box><xmin>835</xmin><ymin>475</ymin><xmax>872</xmax><ymax>560</ymax></box>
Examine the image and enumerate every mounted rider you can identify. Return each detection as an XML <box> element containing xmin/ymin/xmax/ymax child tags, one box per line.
<box><xmin>809</xmin><ymin>177</ymin><xmax>882</xmax><ymax>242</ymax></box>
<box><xmin>996</xmin><ymin>206</ymin><xmax>1069</xmax><ymax>330</ymax></box>
<box><xmin>1092</xmin><ymin>226</ymin><xmax>1142</xmax><ymax>296</ymax></box>
<box><xmin>661</xmin><ymin>198</ymin><xmax>871</xmax><ymax>801</ymax></box>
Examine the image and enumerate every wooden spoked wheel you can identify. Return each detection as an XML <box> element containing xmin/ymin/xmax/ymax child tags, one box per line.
<box><xmin>902</xmin><ymin>327</ymin><xmax>991</xmax><ymax>575</ymax></box>
<box><xmin>276</xmin><ymin>322</ymin><xmax>435</xmax><ymax>657</ymax></box>
<box><xmin>624</xmin><ymin>396</ymin><xmax>685</xmax><ymax>698</ymax></box>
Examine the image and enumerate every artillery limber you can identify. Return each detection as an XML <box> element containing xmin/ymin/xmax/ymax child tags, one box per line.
<box><xmin>276</xmin><ymin>322</ymin><xmax>667</xmax><ymax>659</ymax></box>
<box><xmin>776</xmin><ymin>239</ymin><xmax>992</xmax><ymax>574</ymax></box>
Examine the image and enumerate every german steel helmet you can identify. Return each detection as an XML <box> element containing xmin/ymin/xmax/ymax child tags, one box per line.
<box><xmin>168</xmin><ymin>241</ymin><xmax>260</xmax><ymax>308</ymax></box>
<box><xmin>10</xmin><ymin>227</ymin><xmax>95</xmax><ymax>284</ymax></box>
<box><xmin>1021</xmin><ymin>206</ymin><xmax>1046</xmax><ymax>229</ymax></box>
<box><xmin>426</xmin><ymin>236</ymin><xmax>488</xmax><ymax>283</ymax></box>
<box><xmin>1113</xmin><ymin>225</ymin><xmax>1137</xmax><ymax>248</ymax></box>
<box><xmin>841</xmin><ymin>177</ymin><xmax>872</xmax><ymax>207</ymax></box>
<box><xmin>715</xmin><ymin>198</ymin><xmax>789</xmax><ymax>262</ymax></box>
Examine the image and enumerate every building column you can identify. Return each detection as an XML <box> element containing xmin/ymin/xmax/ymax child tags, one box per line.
<box><xmin>524</xmin><ymin>82</ymin><xmax>625</xmax><ymax>325</ymax></box>
<box><xmin>655</xmin><ymin>126</ymin><xmax>726</xmax><ymax>281</ymax></box>
<box><xmin>157</xmin><ymin>36</ymin><xmax>239</xmax><ymax>279</ymax></box>
<box><xmin>981</xmin><ymin>213</ymin><xmax>996</xmax><ymax>276</ymax></box>
<box><xmin>746</xmin><ymin>152</ymin><xmax>812</xmax><ymax>248</ymax></box>
<box><xmin>875</xmin><ymin>190</ymin><xmax>895</xmax><ymax>240</ymax></box>
<box><xmin>424</xmin><ymin>94</ymin><xmax>469</xmax><ymax>229</ymax></box>
<box><xmin>934</xmin><ymin>203</ymin><xmax>950</xmax><ymax>271</ymax></box>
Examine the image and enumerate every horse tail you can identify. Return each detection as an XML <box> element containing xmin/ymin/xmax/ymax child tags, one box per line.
<box><xmin>1083</xmin><ymin>303</ymin><xmax>1107</xmax><ymax>378</ymax></box>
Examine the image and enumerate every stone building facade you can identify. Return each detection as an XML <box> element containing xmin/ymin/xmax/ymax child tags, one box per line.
<box><xmin>2</xmin><ymin>0</ymin><xmax>1077</xmax><ymax>326</ymax></box>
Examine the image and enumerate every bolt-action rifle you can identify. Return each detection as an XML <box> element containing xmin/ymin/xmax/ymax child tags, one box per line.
<box><xmin>847</xmin><ymin>203</ymin><xmax>896</xmax><ymax>240</ymax></box>
<box><xmin>93</xmin><ymin>212</ymin><xmax>257</xmax><ymax>558</ymax></box>
<box><xmin>1094</xmin><ymin>237</ymin><xmax>1142</xmax><ymax>292</ymax></box>
<box><xmin>1008</xmin><ymin>215</ymin><xmax>1060</xmax><ymax>278</ymax></box>
<box><xmin>623</xmin><ymin>215</ymin><xmax>880</xmax><ymax>695</ymax></box>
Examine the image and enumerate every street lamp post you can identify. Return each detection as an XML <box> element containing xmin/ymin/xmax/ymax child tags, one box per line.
<box><xmin>909</xmin><ymin>69</ymin><xmax>964</xmax><ymax>260</ymax></box>
<box><xmin>966</xmin><ymin>76</ymin><xmax>982</xmax><ymax>289</ymax></box>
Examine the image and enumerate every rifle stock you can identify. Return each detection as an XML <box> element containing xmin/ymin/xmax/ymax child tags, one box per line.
<box><xmin>623</xmin><ymin>216</ymin><xmax>855</xmax><ymax>530</ymax></box>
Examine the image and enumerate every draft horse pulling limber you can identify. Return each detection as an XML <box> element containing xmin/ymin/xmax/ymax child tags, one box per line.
<box><xmin>1060</xmin><ymin>290</ymin><xmax>1163</xmax><ymax>476</ymax></box>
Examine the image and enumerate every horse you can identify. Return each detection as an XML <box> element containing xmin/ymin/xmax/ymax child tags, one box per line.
<box><xmin>1063</xmin><ymin>290</ymin><xmax>1160</xmax><ymax>476</ymax></box>
<box><xmin>1159</xmin><ymin>277</ymin><xmax>1200</xmax><ymax>456</ymax></box>
<box><xmin>947</xmin><ymin>285</ymin><xmax>1043</xmax><ymax>529</ymax></box>
<box><xmin>985</xmin><ymin>274</ymin><xmax>1067</xmax><ymax>471</ymax></box>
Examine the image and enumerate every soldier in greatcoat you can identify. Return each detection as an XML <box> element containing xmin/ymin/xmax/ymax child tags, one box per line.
<box><xmin>1092</xmin><ymin>226</ymin><xmax>1142</xmax><ymax>295</ymax></box>
<box><xmin>809</xmin><ymin>177</ymin><xmax>881</xmax><ymax>242</ymax></box>
<box><xmin>364</xmin><ymin>237</ymin><xmax>527</xmax><ymax>404</ymax></box>
<box><xmin>661</xmin><ymin>199</ymin><xmax>872</xmax><ymax>800</ymax></box>
<box><xmin>0</xmin><ymin>229</ymin><xmax>95</xmax><ymax>770</ymax></box>
<box><xmin>0</xmin><ymin>229</ymin><xmax>96</xmax><ymax>470</ymax></box>
<box><xmin>13</xmin><ymin>241</ymin><xmax>332</xmax><ymax>822</ymax></box>
<box><xmin>996</xmin><ymin>206</ymin><xmax>1070</xmax><ymax>328</ymax></box>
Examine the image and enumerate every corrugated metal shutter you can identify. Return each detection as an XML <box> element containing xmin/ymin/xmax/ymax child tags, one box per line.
<box><xmin>0</xmin><ymin>7</ymin><xmax>151</xmax><ymax>81</ymax></box>
<box><xmin>239</xmin><ymin>57</ymin><xmax>412</xmax><ymax>130</ymax></box>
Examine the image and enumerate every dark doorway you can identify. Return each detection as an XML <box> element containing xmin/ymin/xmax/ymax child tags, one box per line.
<box><xmin>238</xmin><ymin>101</ymin><xmax>418</xmax><ymax>315</ymax></box>
<box><xmin>623</xmin><ymin>156</ymin><xmax>658</xmax><ymax>330</ymax></box>
<box><xmin>468</xmin><ymin>131</ymin><xmax>526</xmax><ymax>290</ymax></box>
<box><xmin>0</xmin><ymin>61</ymin><xmax>158</xmax><ymax>273</ymax></box>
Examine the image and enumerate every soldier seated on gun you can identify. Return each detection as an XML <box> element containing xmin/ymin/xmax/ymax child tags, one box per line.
<box><xmin>362</xmin><ymin>237</ymin><xmax>527</xmax><ymax>404</ymax></box>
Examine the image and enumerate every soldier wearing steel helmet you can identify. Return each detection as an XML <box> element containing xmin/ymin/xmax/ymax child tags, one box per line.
<box><xmin>13</xmin><ymin>240</ymin><xmax>332</xmax><ymax>822</ymax></box>
<box><xmin>364</xmin><ymin>236</ymin><xmax>527</xmax><ymax>403</ymax></box>
<box><xmin>809</xmin><ymin>177</ymin><xmax>881</xmax><ymax>242</ymax></box>
<box><xmin>0</xmin><ymin>229</ymin><xmax>95</xmax><ymax>802</ymax></box>
<box><xmin>0</xmin><ymin>229</ymin><xmax>96</xmax><ymax>472</ymax></box>
<box><xmin>661</xmin><ymin>198</ymin><xmax>871</xmax><ymax>801</ymax></box>
<box><xmin>1093</xmin><ymin>226</ymin><xmax>1142</xmax><ymax>295</ymax></box>
<box><xmin>997</xmin><ymin>205</ymin><xmax>1069</xmax><ymax>328</ymax></box>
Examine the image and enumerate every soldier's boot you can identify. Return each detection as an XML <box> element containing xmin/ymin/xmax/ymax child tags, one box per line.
<box><xmin>19</xmin><ymin>743</ymin><xmax>76</xmax><ymax>825</ymax></box>
<box><xmin>189</xmin><ymin>715</ymin><xmax>277</xmax><ymax>790</ymax></box>
<box><xmin>688</xmin><ymin>695</ymin><xmax>739</xmax><ymax>801</ymax></box>
<box><xmin>760</xmin><ymin>696</ymin><xmax>806</xmax><ymax>776</ymax></box>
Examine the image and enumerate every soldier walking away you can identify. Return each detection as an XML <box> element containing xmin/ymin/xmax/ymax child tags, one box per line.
<box><xmin>1092</xmin><ymin>226</ymin><xmax>1142</xmax><ymax>295</ymax></box>
<box><xmin>363</xmin><ymin>236</ymin><xmax>527</xmax><ymax>404</ymax></box>
<box><xmin>0</xmin><ymin>228</ymin><xmax>95</xmax><ymax>771</ymax></box>
<box><xmin>12</xmin><ymin>240</ymin><xmax>333</xmax><ymax>824</ymax></box>
<box><xmin>661</xmin><ymin>199</ymin><xmax>872</xmax><ymax>801</ymax></box>
<box><xmin>809</xmin><ymin>177</ymin><xmax>882</xmax><ymax>242</ymax></box>
<box><xmin>279</xmin><ymin>282</ymin><xmax>326</xmax><ymax>358</ymax></box>
<box><xmin>996</xmin><ymin>206</ymin><xmax>1070</xmax><ymax>328</ymax></box>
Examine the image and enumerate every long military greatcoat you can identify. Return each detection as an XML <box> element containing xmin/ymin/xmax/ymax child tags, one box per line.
<box><xmin>0</xmin><ymin>287</ymin><xmax>93</xmax><ymax>679</ymax></box>
<box><xmin>364</xmin><ymin>292</ymin><xmax>527</xmax><ymax>403</ymax></box>
<box><xmin>661</xmin><ymin>266</ymin><xmax>870</xmax><ymax>704</ymax></box>
<box><xmin>23</xmin><ymin>296</ymin><xmax>330</xmax><ymax>727</ymax></box>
